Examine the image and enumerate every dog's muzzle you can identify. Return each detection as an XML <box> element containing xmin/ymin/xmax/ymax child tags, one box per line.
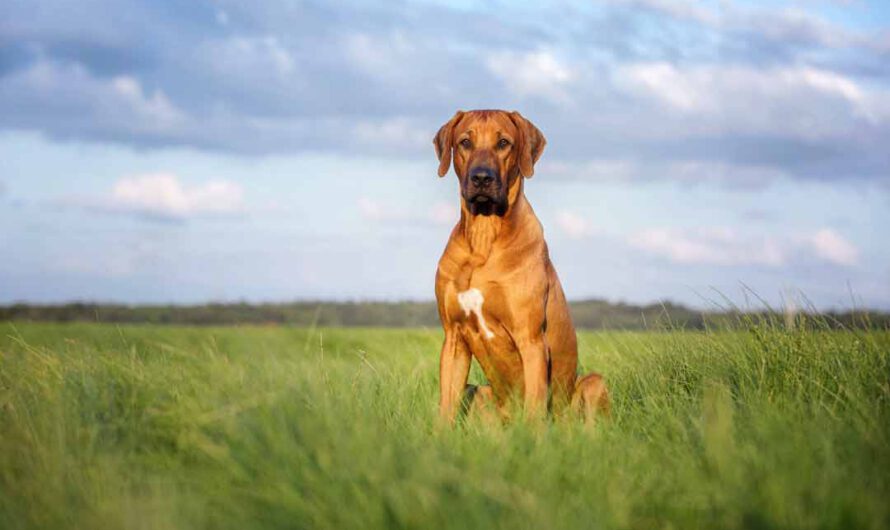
<box><xmin>465</xmin><ymin>166</ymin><xmax>506</xmax><ymax>216</ymax></box>
<box><xmin>470</xmin><ymin>166</ymin><xmax>497</xmax><ymax>190</ymax></box>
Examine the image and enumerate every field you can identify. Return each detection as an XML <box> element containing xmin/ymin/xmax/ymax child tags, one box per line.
<box><xmin>1</xmin><ymin>321</ymin><xmax>888</xmax><ymax>530</ymax></box>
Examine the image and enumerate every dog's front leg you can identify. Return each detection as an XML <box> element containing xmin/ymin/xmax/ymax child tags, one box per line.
<box><xmin>516</xmin><ymin>332</ymin><xmax>550</xmax><ymax>418</ymax></box>
<box><xmin>438</xmin><ymin>331</ymin><xmax>471</xmax><ymax>425</ymax></box>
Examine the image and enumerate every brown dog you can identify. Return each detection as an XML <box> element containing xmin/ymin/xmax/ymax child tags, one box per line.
<box><xmin>433</xmin><ymin>109</ymin><xmax>609</xmax><ymax>423</ymax></box>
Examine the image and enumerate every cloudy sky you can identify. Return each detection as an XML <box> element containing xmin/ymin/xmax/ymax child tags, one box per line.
<box><xmin>1</xmin><ymin>0</ymin><xmax>888</xmax><ymax>309</ymax></box>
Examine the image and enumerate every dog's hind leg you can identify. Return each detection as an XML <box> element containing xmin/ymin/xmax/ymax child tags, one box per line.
<box><xmin>461</xmin><ymin>384</ymin><xmax>500</xmax><ymax>424</ymax></box>
<box><xmin>570</xmin><ymin>373</ymin><xmax>610</xmax><ymax>422</ymax></box>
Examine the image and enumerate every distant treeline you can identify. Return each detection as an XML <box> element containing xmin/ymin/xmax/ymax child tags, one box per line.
<box><xmin>1</xmin><ymin>300</ymin><xmax>887</xmax><ymax>330</ymax></box>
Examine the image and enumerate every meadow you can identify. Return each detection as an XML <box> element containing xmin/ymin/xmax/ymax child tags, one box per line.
<box><xmin>1</xmin><ymin>320</ymin><xmax>888</xmax><ymax>529</ymax></box>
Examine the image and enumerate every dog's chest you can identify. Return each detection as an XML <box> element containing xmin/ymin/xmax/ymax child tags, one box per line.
<box><xmin>447</xmin><ymin>274</ymin><xmax>511</xmax><ymax>342</ymax></box>
<box><xmin>450</xmin><ymin>281</ymin><xmax>524</xmax><ymax>386</ymax></box>
<box><xmin>455</xmin><ymin>287</ymin><xmax>496</xmax><ymax>339</ymax></box>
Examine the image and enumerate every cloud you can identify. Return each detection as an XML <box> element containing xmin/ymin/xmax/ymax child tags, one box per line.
<box><xmin>539</xmin><ymin>158</ymin><xmax>789</xmax><ymax>188</ymax></box>
<box><xmin>351</xmin><ymin>117</ymin><xmax>429</xmax><ymax>152</ymax></box>
<box><xmin>724</xmin><ymin>5</ymin><xmax>859</xmax><ymax>50</ymax></box>
<box><xmin>203</xmin><ymin>36</ymin><xmax>296</xmax><ymax>78</ymax></box>
<box><xmin>602</xmin><ymin>0</ymin><xmax>718</xmax><ymax>26</ymax></box>
<box><xmin>343</xmin><ymin>31</ymin><xmax>416</xmax><ymax>79</ymax></box>
<box><xmin>486</xmin><ymin>49</ymin><xmax>575</xmax><ymax>104</ymax></box>
<box><xmin>555</xmin><ymin>211</ymin><xmax>598</xmax><ymax>239</ymax></box>
<box><xmin>0</xmin><ymin>59</ymin><xmax>185</xmax><ymax>145</ymax></box>
<box><xmin>614</xmin><ymin>62</ymin><xmax>889</xmax><ymax>129</ymax></box>
<box><xmin>94</xmin><ymin>173</ymin><xmax>245</xmax><ymax>221</ymax></box>
<box><xmin>604</xmin><ymin>0</ymin><xmax>860</xmax><ymax>50</ymax></box>
<box><xmin>109</xmin><ymin>76</ymin><xmax>183</xmax><ymax>123</ymax></box>
<box><xmin>1</xmin><ymin>0</ymin><xmax>889</xmax><ymax>187</ymax></box>
<box><xmin>357</xmin><ymin>197</ymin><xmax>456</xmax><ymax>227</ymax></box>
<box><xmin>808</xmin><ymin>228</ymin><xmax>859</xmax><ymax>266</ymax></box>
<box><xmin>628</xmin><ymin>226</ymin><xmax>860</xmax><ymax>267</ymax></box>
<box><xmin>628</xmin><ymin>227</ymin><xmax>786</xmax><ymax>266</ymax></box>
<box><xmin>539</xmin><ymin>160</ymin><xmax>636</xmax><ymax>182</ymax></box>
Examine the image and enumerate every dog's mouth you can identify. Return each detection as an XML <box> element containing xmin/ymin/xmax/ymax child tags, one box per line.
<box><xmin>467</xmin><ymin>194</ymin><xmax>506</xmax><ymax>216</ymax></box>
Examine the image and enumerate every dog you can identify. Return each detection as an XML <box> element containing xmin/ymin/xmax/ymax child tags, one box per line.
<box><xmin>433</xmin><ymin>109</ymin><xmax>609</xmax><ymax>423</ymax></box>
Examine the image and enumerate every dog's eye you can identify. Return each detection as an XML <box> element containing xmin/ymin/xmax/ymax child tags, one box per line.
<box><xmin>497</xmin><ymin>138</ymin><xmax>511</xmax><ymax>149</ymax></box>
<box><xmin>459</xmin><ymin>138</ymin><xmax>472</xmax><ymax>149</ymax></box>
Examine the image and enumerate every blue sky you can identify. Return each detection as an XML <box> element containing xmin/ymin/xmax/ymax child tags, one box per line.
<box><xmin>1</xmin><ymin>0</ymin><xmax>888</xmax><ymax>309</ymax></box>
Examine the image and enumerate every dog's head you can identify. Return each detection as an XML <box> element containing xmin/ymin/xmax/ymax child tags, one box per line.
<box><xmin>433</xmin><ymin>110</ymin><xmax>546</xmax><ymax>217</ymax></box>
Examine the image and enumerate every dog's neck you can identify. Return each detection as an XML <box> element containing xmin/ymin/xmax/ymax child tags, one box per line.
<box><xmin>455</xmin><ymin>179</ymin><xmax>533</xmax><ymax>292</ymax></box>
<box><xmin>460</xmin><ymin>177</ymin><xmax>526</xmax><ymax>265</ymax></box>
<box><xmin>463</xmin><ymin>214</ymin><xmax>500</xmax><ymax>265</ymax></box>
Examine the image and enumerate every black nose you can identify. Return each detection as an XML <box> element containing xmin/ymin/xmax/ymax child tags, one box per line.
<box><xmin>470</xmin><ymin>167</ymin><xmax>496</xmax><ymax>188</ymax></box>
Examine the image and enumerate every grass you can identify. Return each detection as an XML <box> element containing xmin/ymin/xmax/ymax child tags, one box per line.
<box><xmin>0</xmin><ymin>320</ymin><xmax>888</xmax><ymax>529</ymax></box>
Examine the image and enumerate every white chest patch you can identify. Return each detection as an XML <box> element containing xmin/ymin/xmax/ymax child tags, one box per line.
<box><xmin>457</xmin><ymin>288</ymin><xmax>495</xmax><ymax>339</ymax></box>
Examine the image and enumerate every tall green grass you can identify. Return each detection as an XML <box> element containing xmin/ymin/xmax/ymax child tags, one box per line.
<box><xmin>1</xmin><ymin>321</ymin><xmax>888</xmax><ymax>529</ymax></box>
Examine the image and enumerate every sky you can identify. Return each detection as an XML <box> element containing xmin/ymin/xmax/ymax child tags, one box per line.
<box><xmin>1</xmin><ymin>0</ymin><xmax>888</xmax><ymax>309</ymax></box>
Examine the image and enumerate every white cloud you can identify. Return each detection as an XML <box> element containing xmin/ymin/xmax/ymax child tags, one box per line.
<box><xmin>539</xmin><ymin>159</ymin><xmax>636</xmax><ymax>182</ymax></box>
<box><xmin>1</xmin><ymin>60</ymin><xmax>185</xmax><ymax>133</ymax></box>
<box><xmin>555</xmin><ymin>211</ymin><xmax>598</xmax><ymax>239</ymax></box>
<box><xmin>539</xmin><ymin>158</ymin><xmax>788</xmax><ymax>187</ymax></box>
<box><xmin>616</xmin><ymin>62</ymin><xmax>701</xmax><ymax>111</ymax></box>
<box><xmin>486</xmin><ymin>49</ymin><xmax>575</xmax><ymax>103</ymax></box>
<box><xmin>344</xmin><ymin>31</ymin><xmax>416</xmax><ymax>77</ymax></box>
<box><xmin>628</xmin><ymin>226</ymin><xmax>860</xmax><ymax>268</ymax></box>
<box><xmin>357</xmin><ymin>197</ymin><xmax>456</xmax><ymax>226</ymax></box>
<box><xmin>106</xmin><ymin>173</ymin><xmax>245</xmax><ymax>220</ymax></box>
<box><xmin>2</xmin><ymin>0</ymin><xmax>888</xmax><ymax>188</ymax></box>
<box><xmin>655</xmin><ymin>161</ymin><xmax>789</xmax><ymax>188</ymax></box>
<box><xmin>731</xmin><ymin>6</ymin><xmax>857</xmax><ymax>49</ymax></box>
<box><xmin>614</xmin><ymin>62</ymin><xmax>890</xmax><ymax>132</ymax></box>
<box><xmin>604</xmin><ymin>0</ymin><xmax>718</xmax><ymax>25</ymax></box>
<box><xmin>628</xmin><ymin>227</ymin><xmax>787</xmax><ymax>267</ymax></box>
<box><xmin>110</xmin><ymin>75</ymin><xmax>183</xmax><ymax>125</ymax></box>
<box><xmin>607</xmin><ymin>1</ymin><xmax>858</xmax><ymax>49</ymax></box>
<box><xmin>807</xmin><ymin>228</ymin><xmax>859</xmax><ymax>266</ymax></box>
<box><xmin>352</xmin><ymin>117</ymin><xmax>429</xmax><ymax>152</ymax></box>
<box><xmin>228</xmin><ymin>37</ymin><xmax>294</xmax><ymax>75</ymax></box>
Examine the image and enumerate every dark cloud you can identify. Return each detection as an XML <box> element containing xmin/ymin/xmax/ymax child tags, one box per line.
<box><xmin>0</xmin><ymin>0</ymin><xmax>888</xmax><ymax>186</ymax></box>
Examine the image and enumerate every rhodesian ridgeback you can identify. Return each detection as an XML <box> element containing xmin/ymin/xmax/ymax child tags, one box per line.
<box><xmin>433</xmin><ymin>109</ymin><xmax>609</xmax><ymax>423</ymax></box>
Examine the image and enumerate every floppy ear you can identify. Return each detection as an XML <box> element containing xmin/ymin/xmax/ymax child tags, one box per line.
<box><xmin>433</xmin><ymin>110</ymin><xmax>464</xmax><ymax>177</ymax></box>
<box><xmin>509</xmin><ymin>111</ymin><xmax>546</xmax><ymax>178</ymax></box>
